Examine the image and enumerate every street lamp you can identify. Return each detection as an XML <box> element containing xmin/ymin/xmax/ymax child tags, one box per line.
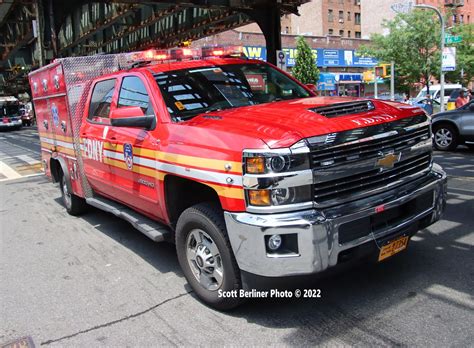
<box><xmin>414</xmin><ymin>4</ymin><xmax>446</xmax><ymax>112</ymax></box>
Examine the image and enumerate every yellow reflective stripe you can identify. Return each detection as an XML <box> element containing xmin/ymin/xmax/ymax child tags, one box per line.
<box><xmin>40</xmin><ymin>142</ymin><xmax>76</xmax><ymax>156</ymax></box>
<box><xmin>103</xmin><ymin>157</ymin><xmax>166</xmax><ymax>180</ymax></box>
<box><xmin>103</xmin><ymin>143</ymin><xmax>242</xmax><ymax>174</ymax></box>
<box><xmin>206</xmin><ymin>183</ymin><xmax>245</xmax><ymax>200</ymax></box>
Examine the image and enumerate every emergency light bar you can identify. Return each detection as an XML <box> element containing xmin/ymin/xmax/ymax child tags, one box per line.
<box><xmin>123</xmin><ymin>46</ymin><xmax>244</xmax><ymax>69</ymax></box>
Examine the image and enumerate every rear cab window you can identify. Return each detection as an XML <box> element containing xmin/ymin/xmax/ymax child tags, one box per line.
<box><xmin>88</xmin><ymin>79</ymin><xmax>116</xmax><ymax>124</ymax></box>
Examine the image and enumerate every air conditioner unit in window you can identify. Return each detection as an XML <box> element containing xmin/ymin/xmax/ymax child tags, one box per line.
<box><xmin>339</xmin><ymin>19</ymin><xmax>344</xmax><ymax>23</ymax></box>
<box><xmin>444</xmin><ymin>0</ymin><xmax>464</xmax><ymax>6</ymax></box>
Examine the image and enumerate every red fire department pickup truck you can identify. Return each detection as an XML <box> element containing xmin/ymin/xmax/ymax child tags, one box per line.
<box><xmin>29</xmin><ymin>47</ymin><xmax>447</xmax><ymax>309</ymax></box>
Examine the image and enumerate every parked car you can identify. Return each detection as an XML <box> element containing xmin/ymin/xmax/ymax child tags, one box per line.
<box><xmin>432</xmin><ymin>100</ymin><xmax>474</xmax><ymax>151</ymax></box>
<box><xmin>412</xmin><ymin>97</ymin><xmax>441</xmax><ymax>115</ymax></box>
<box><xmin>415</xmin><ymin>84</ymin><xmax>462</xmax><ymax>106</ymax></box>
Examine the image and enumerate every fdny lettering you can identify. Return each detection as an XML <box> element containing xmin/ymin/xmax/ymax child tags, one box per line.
<box><xmin>83</xmin><ymin>138</ymin><xmax>104</xmax><ymax>162</ymax></box>
<box><xmin>352</xmin><ymin>115</ymin><xmax>397</xmax><ymax>127</ymax></box>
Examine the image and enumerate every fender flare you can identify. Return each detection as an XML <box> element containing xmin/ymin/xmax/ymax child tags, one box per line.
<box><xmin>52</xmin><ymin>156</ymin><xmax>72</xmax><ymax>193</ymax></box>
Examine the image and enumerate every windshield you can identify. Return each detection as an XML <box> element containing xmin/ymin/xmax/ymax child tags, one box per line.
<box><xmin>0</xmin><ymin>103</ymin><xmax>20</xmax><ymax>117</ymax></box>
<box><xmin>154</xmin><ymin>63</ymin><xmax>311</xmax><ymax>120</ymax></box>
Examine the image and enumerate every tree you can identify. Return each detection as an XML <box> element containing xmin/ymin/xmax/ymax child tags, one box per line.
<box><xmin>359</xmin><ymin>10</ymin><xmax>441</xmax><ymax>94</ymax></box>
<box><xmin>292</xmin><ymin>36</ymin><xmax>319</xmax><ymax>85</ymax></box>
<box><xmin>444</xmin><ymin>23</ymin><xmax>474</xmax><ymax>86</ymax></box>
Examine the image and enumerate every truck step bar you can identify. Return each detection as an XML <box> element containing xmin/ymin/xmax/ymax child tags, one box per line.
<box><xmin>86</xmin><ymin>197</ymin><xmax>170</xmax><ymax>242</ymax></box>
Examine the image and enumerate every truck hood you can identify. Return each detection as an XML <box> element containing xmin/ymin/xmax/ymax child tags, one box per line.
<box><xmin>185</xmin><ymin>97</ymin><xmax>424</xmax><ymax>148</ymax></box>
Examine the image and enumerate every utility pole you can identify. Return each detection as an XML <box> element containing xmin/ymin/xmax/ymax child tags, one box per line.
<box><xmin>34</xmin><ymin>0</ymin><xmax>45</xmax><ymax>67</ymax></box>
<box><xmin>390</xmin><ymin>61</ymin><xmax>395</xmax><ymax>101</ymax></box>
<box><xmin>414</xmin><ymin>4</ymin><xmax>445</xmax><ymax>112</ymax></box>
<box><xmin>374</xmin><ymin>67</ymin><xmax>378</xmax><ymax>99</ymax></box>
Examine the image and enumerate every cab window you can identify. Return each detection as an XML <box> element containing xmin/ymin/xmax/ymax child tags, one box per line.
<box><xmin>118</xmin><ymin>76</ymin><xmax>154</xmax><ymax>115</ymax></box>
<box><xmin>88</xmin><ymin>79</ymin><xmax>116</xmax><ymax>123</ymax></box>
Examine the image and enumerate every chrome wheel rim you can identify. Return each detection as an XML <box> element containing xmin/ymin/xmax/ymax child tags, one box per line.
<box><xmin>62</xmin><ymin>176</ymin><xmax>71</xmax><ymax>208</ymax></box>
<box><xmin>186</xmin><ymin>229</ymin><xmax>224</xmax><ymax>291</ymax></box>
<box><xmin>435</xmin><ymin>128</ymin><xmax>453</xmax><ymax>148</ymax></box>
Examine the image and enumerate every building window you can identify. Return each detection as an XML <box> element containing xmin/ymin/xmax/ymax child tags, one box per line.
<box><xmin>452</xmin><ymin>14</ymin><xmax>457</xmax><ymax>23</ymax></box>
<box><xmin>355</xmin><ymin>31</ymin><xmax>361</xmax><ymax>38</ymax></box>
<box><xmin>460</xmin><ymin>14</ymin><xmax>464</xmax><ymax>23</ymax></box>
<box><xmin>328</xmin><ymin>9</ymin><xmax>334</xmax><ymax>22</ymax></box>
<box><xmin>348</xmin><ymin>11</ymin><xmax>351</xmax><ymax>20</ymax></box>
<box><xmin>339</xmin><ymin>11</ymin><xmax>344</xmax><ymax>20</ymax></box>
<box><xmin>348</xmin><ymin>30</ymin><xmax>351</xmax><ymax>37</ymax></box>
<box><xmin>355</xmin><ymin>12</ymin><xmax>361</xmax><ymax>25</ymax></box>
<box><xmin>329</xmin><ymin>28</ymin><xmax>334</xmax><ymax>35</ymax></box>
<box><xmin>339</xmin><ymin>30</ymin><xmax>344</xmax><ymax>36</ymax></box>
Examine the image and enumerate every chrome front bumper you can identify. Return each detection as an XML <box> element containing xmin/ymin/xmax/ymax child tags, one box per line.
<box><xmin>224</xmin><ymin>164</ymin><xmax>447</xmax><ymax>278</ymax></box>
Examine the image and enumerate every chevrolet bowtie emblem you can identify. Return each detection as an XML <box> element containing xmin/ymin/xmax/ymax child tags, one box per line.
<box><xmin>376</xmin><ymin>152</ymin><xmax>401</xmax><ymax>170</ymax></box>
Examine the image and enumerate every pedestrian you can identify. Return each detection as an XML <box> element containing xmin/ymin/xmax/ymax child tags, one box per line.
<box><xmin>468</xmin><ymin>89</ymin><xmax>473</xmax><ymax>101</ymax></box>
<box><xmin>424</xmin><ymin>94</ymin><xmax>434</xmax><ymax>115</ymax></box>
<box><xmin>455</xmin><ymin>88</ymin><xmax>470</xmax><ymax>108</ymax></box>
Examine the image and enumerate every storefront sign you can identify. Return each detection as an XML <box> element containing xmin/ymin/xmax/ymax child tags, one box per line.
<box><xmin>243</xmin><ymin>46</ymin><xmax>377</xmax><ymax>68</ymax></box>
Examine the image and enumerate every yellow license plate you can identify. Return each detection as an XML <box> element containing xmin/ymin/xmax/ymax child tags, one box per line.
<box><xmin>378</xmin><ymin>236</ymin><xmax>409</xmax><ymax>261</ymax></box>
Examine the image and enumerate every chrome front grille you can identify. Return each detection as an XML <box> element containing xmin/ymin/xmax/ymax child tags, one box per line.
<box><xmin>309</xmin><ymin>116</ymin><xmax>432</xmax><ymax>207</ymax></box>
<box><xmin>312</xmin><ymin>124</ymin><xmax>430</xmax><ymax>169</ymax></box>
<box><xmin>313</xmin><ymin>152</ymin><xmax>431</xmax><ymax>202</ymax></box>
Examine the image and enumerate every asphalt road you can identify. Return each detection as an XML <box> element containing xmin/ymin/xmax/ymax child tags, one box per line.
<box><xmin>1</xmin><ymin>128</ymin><xmax>473</xmax><ymax>347</ymax></box>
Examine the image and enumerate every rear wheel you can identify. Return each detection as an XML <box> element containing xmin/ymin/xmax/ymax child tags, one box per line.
<box><xmin>60</xmin><ymin>173</ymin><xmax>87</xmax><ymax>216</ymax></box>
<box><xmin>176</xmin><ymin>202</ymin><xmax>243</xmax><ymax>310</ymax></box>
<box><xmin>433</xmin><ymin>124</ymin><xmax>458</xmax><ymax>151</ymax></box>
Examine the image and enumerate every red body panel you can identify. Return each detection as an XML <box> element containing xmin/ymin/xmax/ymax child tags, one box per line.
<box><xmin>29</xmin><ymin>56</ymin><xmax>425</xmax><ymax>227</ymax></box>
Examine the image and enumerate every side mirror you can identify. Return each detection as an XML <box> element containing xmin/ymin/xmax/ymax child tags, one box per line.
<box><xmin>110</xmin><ymin>106</ymin><xmax>155</xmax><ymax>129</ymax></box>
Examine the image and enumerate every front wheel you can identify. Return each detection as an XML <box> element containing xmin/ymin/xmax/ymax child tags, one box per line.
<box><xmin>176</xmin><ymin>203</ymin><xmax>243</xmax><ymax>310</ymax></box>
<box><xmin>433</xmin><ymin>124</ymin><xmax>458</xmax><ymax>151</ymax></box>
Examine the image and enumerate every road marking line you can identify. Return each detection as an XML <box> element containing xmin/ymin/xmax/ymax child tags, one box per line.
<box><xmin>0</xmin><ymin>172</ymin><xmax>44</xmax><ymax>182</ymax></box>
<box><xmin>448</xmin><ymin>175</ymin><xmax>474</xmax><ymax>182</ymax></box>
<box><xmin>0</xmin><ymin>161</ymin><xmax>21</xmax><ymax>180</ymax></box>
<box><xmin>16</xmin><ymin>154</ymin><xmax>41</xmax><ymax>165</ymax></box>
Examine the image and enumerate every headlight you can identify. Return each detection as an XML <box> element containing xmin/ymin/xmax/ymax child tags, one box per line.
<box><xmin>247</xmin><ymin>186</ymin><xmax>312</xmax><ymax>206</ymax></box>
<box><xmin>243</xmin><ymin>141</ymin><xmax>313</xmax><ymax>212</ymax></box>
<box><xmin>244</xmin><ymin>153</ymin><xmax>309</xmax><ymax>174</ymax></box>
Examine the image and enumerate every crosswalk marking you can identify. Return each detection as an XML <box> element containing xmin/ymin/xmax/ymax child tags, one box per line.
<box><xmin>0</xmin><ymin>161</ymin><xmax>21</xmax><ymax>180</ymax></box>
<box><xmin>16</xmin><ymin>155</ymin><xmax>41</xmax><ymax>165</ymax></box>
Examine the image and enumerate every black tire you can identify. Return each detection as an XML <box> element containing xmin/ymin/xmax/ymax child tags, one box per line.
<box><xmin>176</xmin><ymin>202</ymin><xmax>243</xmax><ymax>310</ymax></box>
<box><xmin>59</xmin><ymin>172</ymin><xmax>87</xmax><ymax>216</ymax></box>
<box><xmin>433</xmin><ymin>124</ymin><xmax>458</xmax><ymax>151</ymax></box>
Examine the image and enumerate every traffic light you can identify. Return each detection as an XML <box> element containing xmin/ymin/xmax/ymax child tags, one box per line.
<box><xmin>375</xmin><ymin>64</ymin><xmax>391</xmax><ymax>78</ymax></box>
<box><xmin>375</xmin><ymin>66</ymin><xmax>384</xmax><ymax>78</ymax></box>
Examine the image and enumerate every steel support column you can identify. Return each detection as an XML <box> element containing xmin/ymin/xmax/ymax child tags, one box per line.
<box><xmin>245</xmin><ymin>1</ymin><xmax>282</xmax><ymax>65</ymax></box>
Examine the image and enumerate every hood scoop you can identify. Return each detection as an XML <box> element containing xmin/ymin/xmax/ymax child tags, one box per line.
<box><xmin>309</xmin><ymin>100</ymin><xmax>375</xmax><ymax>118</ymax></box>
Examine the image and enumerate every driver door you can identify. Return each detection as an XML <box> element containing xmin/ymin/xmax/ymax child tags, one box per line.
<box><xmin>106</xmin><ymin>74</ymin><xmax>163</xmax><ymax>219</ymax></box>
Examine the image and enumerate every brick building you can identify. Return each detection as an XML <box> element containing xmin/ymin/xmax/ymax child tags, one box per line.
<box><xmin>362</xmin><ymin>0</ymin><xmax>473</xmax><ymax>39</ymax></box>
